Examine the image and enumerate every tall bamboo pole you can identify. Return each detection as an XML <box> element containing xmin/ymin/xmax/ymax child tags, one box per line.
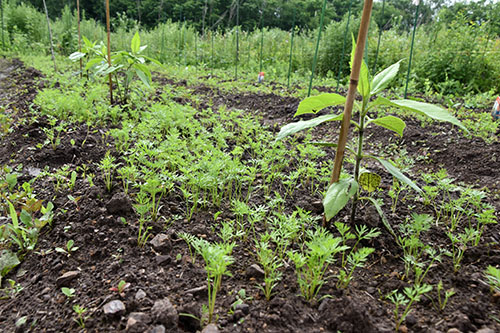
<box><xmin>105</xmin><ymin>0</ymin><xmax>113</xmax><ymax>104</ymax></box>
<box><xmin>42</xmin><ymin>0</ymin><xmax>57</xmax><ymax>72</ymax></box>
<box><xmin>77</xmin><ymin>0</ymin><xmax>82</xmax><ymax>76</ymax></box>
<box><xmin>326</xmin><ymin>0</ymin><xmax>374</xmax><ymax>225</ymax></box>
<box><xmin>258</xmin><ymin>1</ymin><xmax>266</xmax><ymax>73</ymax></box>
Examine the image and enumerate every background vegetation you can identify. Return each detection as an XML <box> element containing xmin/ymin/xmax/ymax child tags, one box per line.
<box><xmin>0</xmin><ymin>0</ymin><xmax>499</xmax><ymax>95</ymax></box>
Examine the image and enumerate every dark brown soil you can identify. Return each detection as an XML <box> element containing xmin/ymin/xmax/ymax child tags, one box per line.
<box><xmin>0</xmin><ymin>59</ymin><xmax>499</xmax><ymax>333</ymax></box>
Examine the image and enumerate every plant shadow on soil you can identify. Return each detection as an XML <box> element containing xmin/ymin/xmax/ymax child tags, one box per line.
<box><xmin>0</xmin><ymin>59</ymin><xmax>499</xmax><ymax>332</ymax></box>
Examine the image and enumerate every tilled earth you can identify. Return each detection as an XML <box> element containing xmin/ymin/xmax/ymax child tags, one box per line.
<box><xmin>0</xmin><ymin>58</ymin><xmax>499</xmax><ymax>333</ymax></box>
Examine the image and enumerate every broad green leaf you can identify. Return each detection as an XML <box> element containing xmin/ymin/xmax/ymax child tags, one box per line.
<box><xmin>323</xmin><ymin>177</ymin><xmax>359</xmax><ymax>221</ymax></box>
<box><xmin>277</xmin><ymin>114</ymin><xmax>343</xmax><ymax>141</ymax></box>
<box><xmin>359</xmin><ymin>197</ymin><xmax>396</xmax><ymax>239</ymax></box>
<box><xmin>370</xmin><ymin>61</ymin><xmax>401</xmax><ymax>95</ymax></box>
<box><xmin>350</xmin><ymin>37</ymin><xmax>370</xmax><ymax>100</ymax></box>
<box><xmin>359</xmin><ymin>172</ymin><xmax>381</xmax><ymax>193</ymax></box>
<box><xmin>135</xmin><ymin>68</ymin><xmax>151</xmax><ymax>88</ymax></box>
<box><xmin>375</xmin><ymin>97</ymin><xmax>467</xmax><ymax>132</ymax></box>
<box><xmin>369</xmin><ymin>115</ymin><xmax>406</xmax><ymax>136</ymax></box>
<box><xmin>295</xmin><ymin>93</ymin><xmax>346</xmax><ymax>116</ymax></box>
<box><xmin>134</xmin><ymin>62</ymin><xmax>152</xmax><ymax>81</ymax></box>
<box><xmin>69</xmin><ymin>52</ymin><xmax>86</xmax><ymax>61</ymax></box>
<box><xmin>85</xmin><ymin>58</ymin><xmax>103</xmax><ymax>70</ymax></box>
<box><xmin>131</xmin><ymin>32</ymin><xmax>141</xmax><ymax>53</ymax></box>
<box><xmin>19</xmin><ymin>210</ymin><xmax>32</xmax><ymax>227</ymax></box>
<box><xmin>8</xmin><ymin>201</ymin><xmax>18</xmax><ymax>228</ymax></box>
<box><xmin>374</xmin><ymin>157</ymin><xmax>421</xmax><ymax>193</ymax></box>
<box><xmin>0</xmin><ymin>250</ymin><xmax>20</xmax><ymax>286</ymax></box>
<box><xmin>82</xmin><ymin>36</ymin><xmax>93</xmax><ymax>48</ymax></box>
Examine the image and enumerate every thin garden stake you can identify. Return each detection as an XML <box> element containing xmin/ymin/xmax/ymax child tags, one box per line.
<box><xmin>42</xmin><ymin>0</ymin><xmax>57</xmax><ymax>72</ymax></box>
<box><xmin>404</xmin><ymin>0</ymin><xmax>420</xmax><ymax>99</ymax></box>
<box><xmin>1</xmin><ymin>0</ymin><xmax>4</xmax><ymax>49</ymax></box>
<box><xmin>77</xmin><ymin>0</ymin><xmax>82</xmax><ymax>77</ymax></box>
<box><xmin>235</xmin><ymin>0</ymin><xmax>239</xmax><ymax>80</ymax></box>
<box><xmin>336</xmin><ymin>0</ymin><xmax>354</xmax><ymax>92</ymax></box>
<box><xmin>307</xmin><ymin>0</ymin><xmax>328</xmax><ymax>97</ymax></box>
<box><xmin>287</xmin><ymin>9</ymin><xmax>296</xmax><ymax>90</ymax></box>
<box><xmin>326</xmin><ymin>0</ymin><xmax>374</xmax><ymax>225</ymax></box>
<box><xmin>105</xmin><ymin>0</ymin><xmax>113</xmax><ymax>104</ymax></box>
<box><xmin>259</xmin><ymin>1</ymin><xmax>266</xmax><ymax>73</ymax></box>
<box><xmin>372</xmin><ymin>0</ymin><xmax>385</xmax><ymax>73</ymax></box>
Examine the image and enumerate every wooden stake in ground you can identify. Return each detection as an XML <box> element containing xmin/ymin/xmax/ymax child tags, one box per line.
<box><xmin>42</xmin><ymin>0</ymin><xmax>57</xmax><ymax>71</ymax></box>
<box><xmin>325</xmin><ymin>0</ymin><xmax>374</xmax><ymax>225</ymax></box>
<box><xmin>105</xmin><ymin>0</ymin><xmax>113</xmax><ymax>104</ymax></box>
<box><xmin>77</xmin><ymin>0</ymin><xmax>82</xmax><ymax>77</ymax></box>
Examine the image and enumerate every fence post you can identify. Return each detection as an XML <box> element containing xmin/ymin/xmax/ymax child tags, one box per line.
<box><xmin>105</xmin><ymin>0</ymin><xmax>113</xmax><ymax>103</ymax></box>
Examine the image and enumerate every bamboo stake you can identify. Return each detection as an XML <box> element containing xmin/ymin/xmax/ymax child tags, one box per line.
<box><xmin>404</xmin><ymin>0</ymin><xmax>420</xmax><ymax>98</ymax></box>
<box><xmin>307</xmin><ymin>0</ymin><xmax>327</xmax><ymax>97</ymax></box>
<box><xmin>42</xmin><ymin>0</ymin><xmax>57</xmax><ymax>72</ymax></box>
<box><xmin>1</xmin><ymin>0</ymin><xmax>4</xmax><ymax>49</ymax></box>
<box><xmin>77</xmin><ymin>0</ymin><xmax>82</xmax><ymax>77</ymax></box>
<box><xmin>326</xmin><ymin>0</ymin><xmax>374</xmax><ymax>225</ymax></box>
<box><xmin>105</xmin><ymin>0</ymin><xmax>113</xmax><ymax>104</ymax></box>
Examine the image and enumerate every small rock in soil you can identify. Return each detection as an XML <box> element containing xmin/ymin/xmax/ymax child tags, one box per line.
<box><xmin>106</xmin><ymin>192</ymin><xmax>133</xmax><ymax>215</ymax></box>
<box><xmin>150</xmin><ymin>233</ymin><xmax>172</xmax><ymax>252</ymax></box>
<box><xmin>447</xmin><ymin>329</ymin><xmax>462</xmax><ymax>333</ymax></box>
<box><xmin>55</xmin><ymin>271</ymin><xmax>80</xmax><ymax>287</ymax></box>
<box><xmin>234</xmin><ymin>303</ymin><xmax>249</xmax><ymax>315</ymax></box>
<box><xmin>149</xmin><ymin>325</ymin><xmax>166</xmax><ymax>333</ymax></box>
<box><xmin>103</xmin><ymin>300</ymin><xmax>126</xmax><ymax>317</ymax></box>
<box><xmin>232</xmin><ymin>309</ymin><xmax>245</xmax><ymax>322</ymax></box>
<box><xmin>245</xmin><ymin>264</ymin><xmax>265</xmax><ymax>278</ymax></box>
<box><xmin>155</xmin><ymin>255</ymin><xmax>171</xmax><ymax>265</ymax></box>
<box><xmin>135</xmin><ymin>289</ymin><xmax>147</xmax><ymax>301</ymax></box>
<box><xmin>201</xmin><ymin>324</ymin><xmax>220</xmax><ymax>333</ymax></box>
<box><xmin>476</xmin><ymin>328</ymin><xmax>496</xmax><ymax>333</ymax></box>
<box><xmin>126</xmin><ymin>312</ymin><xmax>151</xmax><ymax>332</ymax></box>
<box><xmin>449</xmin><ymin>312</ymin><xmax>474</xmax><ymax>332</ymax></box>
<box><xmin>405</xmin><ymin>313</ymin><xmax>418</xmax><ymax>326</ymax></box>
<box><xmin>398</xmin><ymin>325</ymin><xmax>408</xmax><ymax>333</ymax></box>
<box><xmin>151</xmin><ymin>298</ymin><xmax>178</xmax><ymax>328</ymax></box>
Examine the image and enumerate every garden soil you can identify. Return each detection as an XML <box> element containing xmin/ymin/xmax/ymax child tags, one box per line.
<box><xmin>0</xmin><ymin>59</ymin><xmax>499</xmax><ymax>333</ymax></box>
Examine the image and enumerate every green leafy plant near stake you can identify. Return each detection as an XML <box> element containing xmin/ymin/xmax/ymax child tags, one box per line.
<box><xmin>277</xmin><ymin>45</ymin><xmax>466</xmax><ymax>226</ymax></box>
<box><xmin>70</xmin><ymin>32</ymin><xmax>161</xmax><ymax>103</ymax></box>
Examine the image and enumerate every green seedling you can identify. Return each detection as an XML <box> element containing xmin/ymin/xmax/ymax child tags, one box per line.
<box><xmin>255</xmin><ymin>239</ymin><xmax>282</xmax><ymax>301</ymax></box>
<box><xmin>55</xmin><ymin>239</ymin><xmax>79</xmax><ymax>257</ymax></box>
<box><xmin>70</xmin><ymin>33</ymin><xmax>161</xmax><ymax>103</ymax></box>
<box><xmin>277</xmin><ymin>42</ymin><xmax>466</xmax><ymax>226</ymax></box>
<box><xmin>193</xmin><ymin>238</ymin><xmax>234</xmax><ymax>324</ymax></box>
<box><xmin>98</xmin><ymin>151</ymin><xmax>118</xmax><ymax>192</ymax></box>
<box><xmin>387</xmin><ymin>284</ymin><xmax>432</xmax><ymax>332</ymax></box>
<box><xmin>287</xmin><ymin>227</ymin><xmax>348</xmax><ymax>301</ymax></box>
<box><xmin>428</xmin><ymin>280</ymin><xmax>455</xmax><ymax>312</ymax></box>
<box><xmin>68</xmin><ymin>171</ymin><xmax>77</xmax><ymax>191</ymax></box>
<box><xmin>133</xmin><ymin>192</ymin><xmax>152</xmax><ymax>248</ymax></box>
<box><xmin>0</xmin><ymin>279</ymin><xmax>23</xmax><ymax>299</ymax></box>
<box><xmin>72</xmin><ymin>304</ymin><xmax>89</xmax><ymax>328</ymax></box>
<box><xmin>446</xmin><ymin>227</ymin><xmax>477</xmax><ymax>273</ymax></box>
<box><xmin>484</xmin><ymin>266</ymin><xmax>500</xmax><ymax>294</ymax></box>
<box><xmin>110</xmin><ymin>280</ymin><xmax>130</xmax><ymax>295</ymax></box>
<box><xmin>61</xmin><ymin>287</ymin><xmax>76</xmax><ymax>298</ymax></box>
